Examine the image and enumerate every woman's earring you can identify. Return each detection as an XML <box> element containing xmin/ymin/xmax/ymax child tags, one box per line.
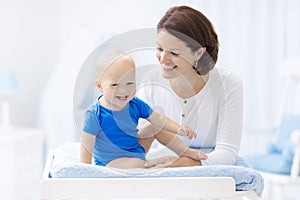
<box><xmin>193</xmin><ymin>59</ymin><xmax>198</xmax><ymax>69</ymax></box>
<box><xmin>193</xmin><ymin>59</ymin><xmax>202</xmax><ymax>75</ymax></box>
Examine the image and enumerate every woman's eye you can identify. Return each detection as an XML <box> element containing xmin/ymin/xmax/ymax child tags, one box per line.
<box><xmin>156</xmin><ymin>47</ymin><xmax>180</xmax><ymax>57</ymax></box>
<box><xmin>170</xmin><ymin>51</ymin><xmax>179</xmax><ymax>56</ymax></box>
<box><xmin>156</xmin><ymin>47</ymin><xmax>163</xmax><ymax>52</ymax></box>
<box><xmin>127</xmin><ymin>82</ymin><xmax>135</xmax><ymax>86</ymax></box>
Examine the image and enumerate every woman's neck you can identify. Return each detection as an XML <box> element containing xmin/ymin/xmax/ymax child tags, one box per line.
<box><xmin>170</xmin><ymin>73</ymin><xmax>208</xmax><ymax>99</ymax></box>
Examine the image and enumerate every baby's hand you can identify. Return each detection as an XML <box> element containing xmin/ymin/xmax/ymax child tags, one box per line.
<box><xmin>182</xmin><ymin>148</ymin><xmax>208</xmax><ymax>160</ymax></box>
<box><xmin>177</xmin><ymin>126</ymin><xmax>197</xmax><ymax>139</ymax></box>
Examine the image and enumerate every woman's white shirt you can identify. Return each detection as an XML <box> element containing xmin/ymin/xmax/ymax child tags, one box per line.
<box><xmin>137</xmin><ymin>65</ymin><xmax>244</xmax><ymax>165</ymax></box>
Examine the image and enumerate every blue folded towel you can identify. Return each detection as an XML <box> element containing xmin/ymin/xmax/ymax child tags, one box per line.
<box><xmin>49</xmin><ymin>143</ymin><xmax>264</xmax><ymax>197</ymax></box>
<box><xmin>245</xmin><ymin>115</ymin><xmax>300</xmax><ymax>175</ymax></box>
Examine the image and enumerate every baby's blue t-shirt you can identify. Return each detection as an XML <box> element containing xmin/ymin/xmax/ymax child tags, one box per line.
<box><xmin>83</xmin><ymin>96</ymin><xmax>153</xmax><ymax>166</ymax></box>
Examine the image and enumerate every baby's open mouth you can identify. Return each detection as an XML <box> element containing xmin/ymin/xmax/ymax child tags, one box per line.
<box><xmin>116</xmin><ymin>95</ymin><xmax>129</xmax><ymax>101</ymax></box>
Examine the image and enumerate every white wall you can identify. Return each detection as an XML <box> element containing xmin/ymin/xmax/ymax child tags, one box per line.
<box><xmin>0</xmin><ymin>0</ymin><xmax>60</xmax><ymax>127</ymax></box>
<box><xmin>0</xmin><ymin>0</ymin><xmax>169</xmax><ymax>128</ymax></box>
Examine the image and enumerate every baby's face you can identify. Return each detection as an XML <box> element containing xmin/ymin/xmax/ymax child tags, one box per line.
<box><xmin>99</xmin><ymin>57</ymin><xmax>136</xmax><ymax>110</ymax></box>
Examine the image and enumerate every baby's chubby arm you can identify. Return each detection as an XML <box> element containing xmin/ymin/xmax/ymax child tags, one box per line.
<box><xmin>147</xmin><ymin>111</ymin><xmax>197</xmax><ymax>139</ymax></box>
<box><xmin>80</xmin><ymin>132</ymin><xmax>96</xmax><ymax>164</ymax></box>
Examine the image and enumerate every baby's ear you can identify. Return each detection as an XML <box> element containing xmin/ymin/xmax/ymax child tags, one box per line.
<box><xmin>95</xmin><ymin>80</ymin><xmax>103</xmax><ymax>92</ymax></box>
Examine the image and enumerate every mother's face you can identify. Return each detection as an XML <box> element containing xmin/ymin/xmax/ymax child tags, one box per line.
<box><xmin>155</xmin><ymin>30</ymin><xmax>199</xmax><ymax>79</ymax></box>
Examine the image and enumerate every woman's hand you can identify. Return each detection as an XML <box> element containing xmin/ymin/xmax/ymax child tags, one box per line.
<box><xmin>182</xmin><ymin>148</ymin><xmax>208</xmax><ymax>161</ymax></box>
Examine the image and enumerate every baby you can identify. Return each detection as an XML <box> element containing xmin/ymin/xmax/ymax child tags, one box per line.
<box><xmin>80</xmin><ymin>50</ymin><xmax>204</xmax><ymax>168</ymax></box>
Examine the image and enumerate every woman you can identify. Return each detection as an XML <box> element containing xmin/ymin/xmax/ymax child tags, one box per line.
<box><xmin>138</xmin><ymin>5</ymin><xmax>244</xmax><ymax>167</ymax></box>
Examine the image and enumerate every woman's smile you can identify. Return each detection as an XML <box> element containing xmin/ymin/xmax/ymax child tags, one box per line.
<box><xmin>162</xmin><ymin>64</ymin><xmax>177</xmax><ymax>72</ymax></box>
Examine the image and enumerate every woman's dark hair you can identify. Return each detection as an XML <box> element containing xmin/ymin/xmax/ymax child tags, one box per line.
<box><xmin>157</xmin><ymin>6</ymin><xmax>219</xmax><ymax>75</ymax></box>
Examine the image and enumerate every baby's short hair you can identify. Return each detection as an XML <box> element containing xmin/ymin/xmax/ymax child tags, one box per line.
<box><xmin>96</xmin><ymin>50</ymin><xmax>134</xmax><ymax>80</ymax></box>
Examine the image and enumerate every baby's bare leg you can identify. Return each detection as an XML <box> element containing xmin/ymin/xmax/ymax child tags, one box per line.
<box><xmin>139</xmin><ymin>123</ymin><xmax>188</xmax><ymax>154</ymax></box>
<box><xmin>107</xmin><ymin>157</ymin><xmax>146</xmax><ymax>169</ymax></box>
<box><xmin>138</xmin><ymin>123</ymin><xmax>160</xmax><ymax>153</ymax></box>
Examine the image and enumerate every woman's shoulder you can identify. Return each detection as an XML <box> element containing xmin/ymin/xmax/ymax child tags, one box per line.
<box><xmin>212</xmin><ymin>67</ymin><xmax>243</xmax><ymax>86</ymax></box>
<box><xmin>207</xmin><ymin>67</ymin><xmax>243</xmax><ymax>96</ymax></box>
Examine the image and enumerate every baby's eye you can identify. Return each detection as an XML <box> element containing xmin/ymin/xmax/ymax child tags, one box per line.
<box><xmin>110</xmin><ymin>83</ymin><xmax>119</xmax><ymax>87</ymax></box>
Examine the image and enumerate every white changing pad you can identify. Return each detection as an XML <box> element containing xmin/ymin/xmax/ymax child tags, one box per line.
<box><xmin>49</xmin><ymin>143</ymin><xmax>264</xmax><ymax>196</ymax></box>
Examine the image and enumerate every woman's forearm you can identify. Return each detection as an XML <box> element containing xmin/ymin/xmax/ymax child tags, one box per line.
<box><xmin>145</xmin><ymin>156</ymin><xmax>202</xmax><ymax>168</ymax></box>
<box><xmin>169</xmin><ymin>157</ymin><xmax>202</xmax><ymax>167</ymax></box>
